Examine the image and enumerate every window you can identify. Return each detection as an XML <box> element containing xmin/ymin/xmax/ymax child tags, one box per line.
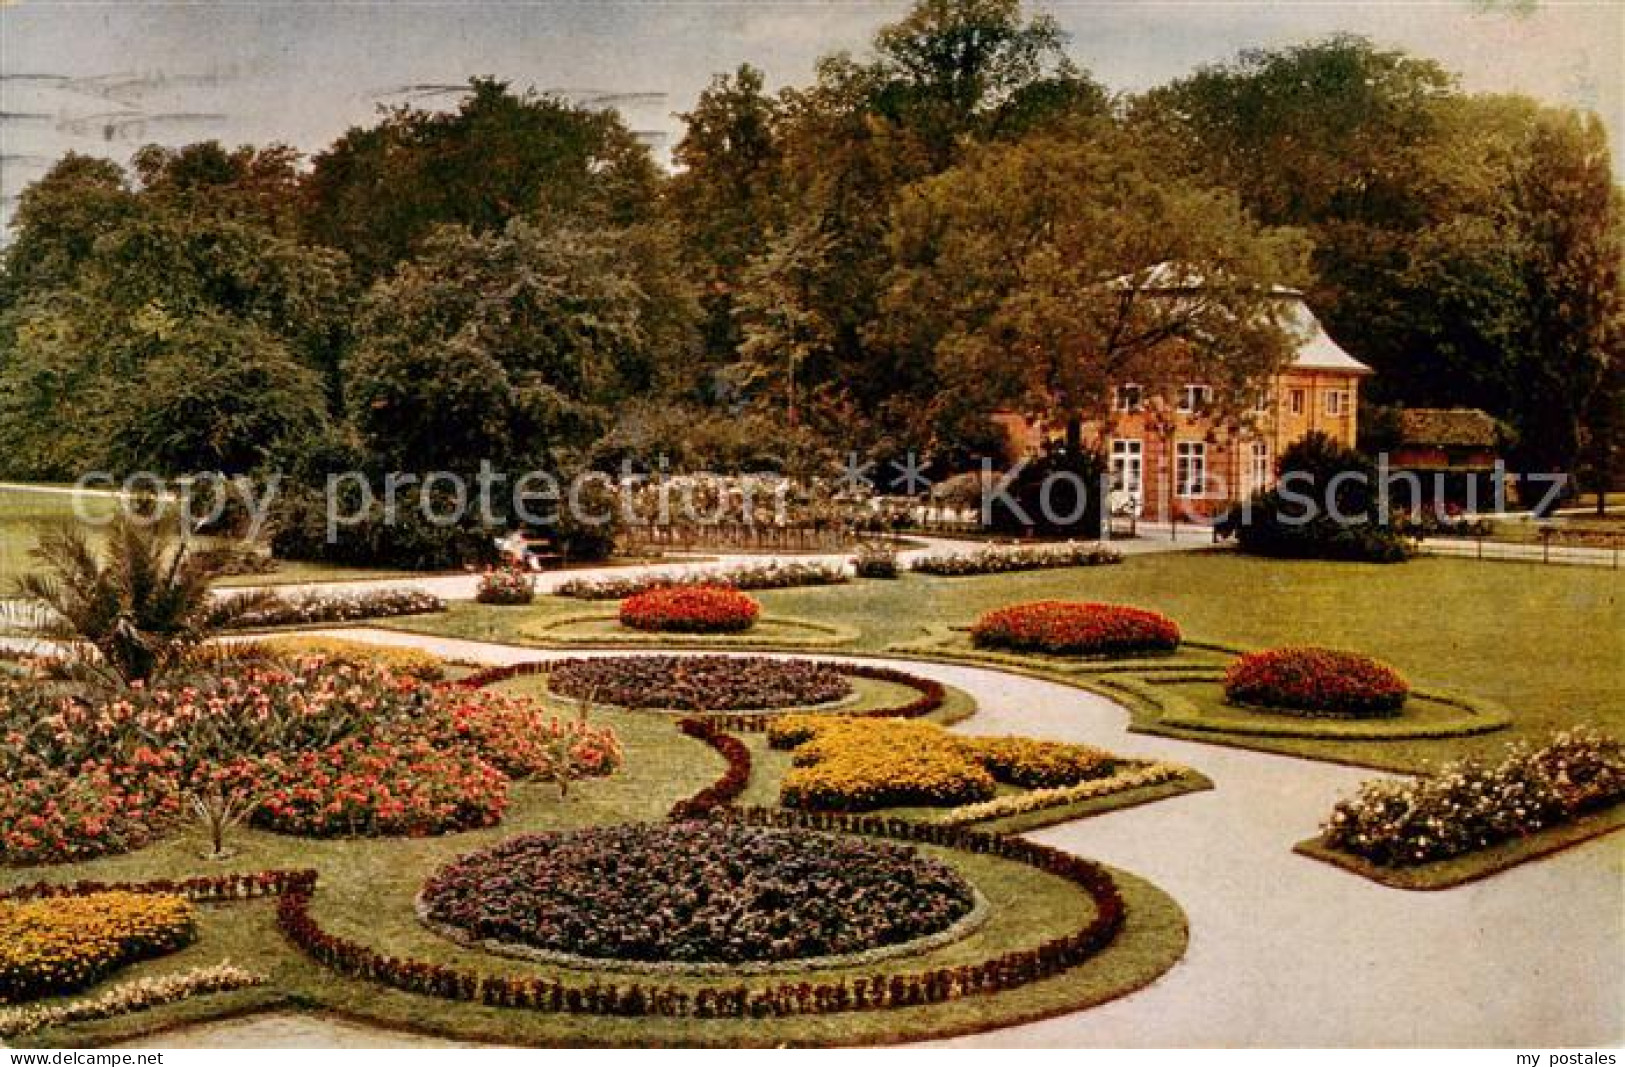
<box><xmin>1253</xmin><ymin>390</ymin><xmax>1271</xmax><ymax>414</ymax></box>
<box><xmin>1249</xmin><ymin>440</ymin><xmax>1270</xmax><ymax>491</ymax></box>
<box><xmin>1288</xmin><ymin>388</ymin><xmax>1306</xmax><ymax>416</ymax></box>
<box><xmin>1114</xmin><ymin>383</ymin><xmax>1142</xmax><ymax>413</ymax></box>
<box><xmin>1177</xmin><ymin>384</ymin><xmax>1211</xmax><ymax>414</ymax></box>
<box><xmin>1325</xmin><ymin>390</ymin><xmax>1349</xmax><ymax>417</ymax></box>
<box><xmin>1110</xmin><ymin>439</ymin><xmax>1143</xmax><ymax>497</ymax></box>
<box><xmin>1176</xmin><ymin>441</ymin><xmax>1207</xmax><ymax>498</ymax></box>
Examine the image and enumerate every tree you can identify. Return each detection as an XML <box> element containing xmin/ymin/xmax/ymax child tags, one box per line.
<box><xmin>347</xmin><ymin>218</ymin><xmax>679</xmax><ymax>474</ymax></box>
<box><xmin>16</xmin><ymin>518</ymin><xmax>276</xmax><ymax>686</ymax></box>
<box><xmin>668</xmin><ymin>65</ymin><xmax>785</xmax><ymax>368</ymax></box>
<box><xmin>1232</xmin><ymin>432</ymin><xmax>1411</xmax><ymax>563</ymax></box>
<box><xmin>303</xmin><ymin>78</ymin><xmax>660</xmax><ymax>280</ymax></box>
<box><xmin>1508</xmin><ymin>112</ymin><xmax>1623</xmax><ymax>477</ymax></box>
<box><xmin>106</xmin><ymin>315</ymin><xmax>331</xmax><ymax>475</ymax></box>
<box><xmin>0</xmin><ymin>154</ymin><xmax>136</xmax><ymax>316</ymax></box>
<box><xmin>879</xmin><ymin>125</ymin><xmax>1312</xmax><ymax>449</ymax></box>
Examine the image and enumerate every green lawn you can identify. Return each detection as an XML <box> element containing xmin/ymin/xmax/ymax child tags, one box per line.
<box><xmin>389</xmin><ymin>551</ymin><xmax>1625</xmax><ymax>773</ymax></box>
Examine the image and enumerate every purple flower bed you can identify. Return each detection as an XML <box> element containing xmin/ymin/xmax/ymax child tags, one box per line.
<box><xmin>419</xmin><ymin>822</ymin><xmax>976</xmax><ymax>965</ymax></box>
<box><xmin>547</xmin><ymin>655</ymin><xmax>852</xmax><ymax>711</ymax></box>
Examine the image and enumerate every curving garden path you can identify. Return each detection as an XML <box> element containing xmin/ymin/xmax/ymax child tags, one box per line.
<box><xmin>115</xmin><ymin>628</ymin><xmax>1623</xmax><ymax>1049</ymax></box>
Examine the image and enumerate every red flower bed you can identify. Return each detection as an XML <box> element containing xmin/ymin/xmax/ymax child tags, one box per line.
<box><xmin>619</xmin><ymin>585</ymin><xmax>761</xmax><ymax>634</ymax></box>
<box><xmin>970</xmin><ymin>601</ymin><xmax>1181</xmax><ymax>657</ymax></box>
<box><xmin>233</xmin><ymin>739</ymin><xmax>509</xmax><ymax>838</ymax></box>
<box><xmin>1224</xmin><ymin>646</ymin><xmax>1409</xmax><ymax>718</ymax></box>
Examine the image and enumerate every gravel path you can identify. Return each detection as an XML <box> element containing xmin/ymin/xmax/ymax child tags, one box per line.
<box><xmin>113</xmin><ymin>631</ymin><xmax>1623</xmax><ymax>1048</ymax></box>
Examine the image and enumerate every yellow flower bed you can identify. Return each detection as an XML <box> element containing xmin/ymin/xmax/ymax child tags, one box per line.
<box><xmin>770</xmin><ymin>716</ymin><xmax>1127</xmax><ymax>813</ymax></box>
<box><xmin>776</xmin><ymin>718</ymin><xmax>996</xmax><ymax>811</ymax></box>
<box><xmin>0</xmin><ymin>892</ymin><xmax>197</xmax><ymax>1003</ymax></box>
<box><xmin>965</xmin><ymin>736</ymin><xmax>1116</xmax><ymax>787</ymax></box>
<box><xmin>252</xmin><ymin>637</ymin><xmax>446</xmax><ymax>681</ymax></box>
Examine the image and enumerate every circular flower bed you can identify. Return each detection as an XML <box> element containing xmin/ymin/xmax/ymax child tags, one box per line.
<box><xmin>1224</xmin><ymin>646</ymin><xmax>1409</xmax><ymax>718</ymax></box>
<box><xmin>419</xmin><ymin>822</ymin><xmax>978</xmax><ymax>969</ymax></box>
<box><xmin>548</xmin><ymin>655</ymin><xmax>852</xmax><ymax>712</ymax></box>
<box><xmin>970</xmin><ymin>601</ymin><xmax>1181</xmax><ymax>657</ymax></box>
<box><xmin>619</xmin><ymin>585</ymin><xmax>760</xmax><ymax>634</ymax></box>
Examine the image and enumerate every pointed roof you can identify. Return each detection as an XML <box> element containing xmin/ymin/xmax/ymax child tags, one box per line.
<box><xmin>1109</xmin><ymin>261</ymin><xmax>1373</xmax><ymax>376</ymax></box>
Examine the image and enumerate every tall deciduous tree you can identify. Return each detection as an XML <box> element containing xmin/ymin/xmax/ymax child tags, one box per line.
<box><xmin>879</xmin><ymin>126</ymin><xmax>1312</xmax><ymax>448</ymax></box>
<box><xmin>303</xmin><ymin>78</ymin><xmax>660</xmax><ymax>281</ymax></box>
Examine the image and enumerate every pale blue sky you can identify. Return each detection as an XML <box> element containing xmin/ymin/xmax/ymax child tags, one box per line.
<box><xmin>2</xmin><ymin>1</ymin><xmax>1621</xmax><ymax>232</ymax></box>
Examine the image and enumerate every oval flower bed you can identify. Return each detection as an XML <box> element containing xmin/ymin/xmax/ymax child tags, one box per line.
<box><xmin>619</xmin><ymin>585</ymin><xmax>761</xmax><ymax>634</ymax></box>
<box><xmin>418</xmin><ymin>822</ymin><xmax>979</xmax><ymax>971</ymax></box>
<box><xmin>1</xmin><ymin>891</ymin><xmax>196</xmax><ymax>1003</ymax></box>
<box><xmin>970</xmin><ymin>601</ymin><xmax>1181</xmax><ymax>657</ymax></box>
<box><xmin>1223</xmin><ymin>646</ymin><xmax>1409</xmax><ymax>718</ymax></box>
<box><xmin>547</xmin><ymin>655</ymin><xmax>852</xmax><ymax>712</ymax></box>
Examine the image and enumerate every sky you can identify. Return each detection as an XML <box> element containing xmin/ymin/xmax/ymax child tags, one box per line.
<box><xmin>1</xmin><ymin>0</ymin><xmax>1621</xmax><ymax>233</ymax></box>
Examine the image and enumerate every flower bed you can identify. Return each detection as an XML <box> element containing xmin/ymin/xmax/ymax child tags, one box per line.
<box><xmin>475</xmin><ymin>566</ymin><xmax>537</xmax><ymax>605</ymax></box>
<box><xmin>936</xmin><ymin>762</ymin><xmax>1191</xmax><ymax>827</ymax></box>
<box><xmin>419</xmin><ymin>822</ymin><xmax>977</xmax><ymax>967</ymax></box>
<box><xmin>1321</xmin><ymin>728</ymin><xmax>1625</xmax><ymax>867</ymax></box>
<box><xmin>911</xmin><ymin>543</ymin><xmax>1122</xmax><ymax>576</ymax></box>
<box><xmin>462</xmin><ymin>660</ymin><xmax>948</xmax><ymax>733</ymax></box>
<box><xmin>970</xmin><ymin>601</ymin><xmax>1181</xmax><ymax>657</ymax></box>
<box><xmin>770</xmin><ymin>716</ymin><xmax>1125</xmax><ymax>813</ymax></box>
<box><xmin>547</xmin><ymin>656</ymin><xmax>851</xmax><ymax>712</ymax></box>
<box><xmin>556</xmin><ymin>562</ymin><xmax>847</xmax><ymax>600</ymax></box>
<box><xmin>1223</xmin><ymin>646</ymin><xmax>1409</xmax><ymax>718</ymax></box>
<box><xmin>0</xmin><ymin>661</ymin><xmax>622</xmax><ymax>864</ymax></box>
<box><xmin>216</xmin><ymin>588</ymin><xmax>446</xmax><ymax>630</ymax></box>
<box><xmin>278</xmin><ymin>810</ymin><xmax>1128</xmax><ymax>1019</ymax></box>
<box><xmin>0</xmin><ymin>963</ymin><xmax>266</xmax><ymax>1039</ymax></box>
<box><xmin>619</xmin><ymin>585</ymin><xmax>761</xmax><ymax>634</ymax></box>
<box><xmin>252</xmin><ymin>636</ymin><xmax>446</xmax><ymax>681</ymax></box>
<box><xmin>0</xmin><ymin>891</ymin><xmax>196</xmax><ymax>1002</ymax></box>
<box><xmin>235</xmin><ymin>738</ymin><xmax>510</xmax><ymax>838</ymax></box>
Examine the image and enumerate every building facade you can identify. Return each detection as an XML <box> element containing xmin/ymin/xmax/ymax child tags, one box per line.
<box><xmin>994</xmin><ymin>289</ymin><xmax>1372</xmax><ymax>520</ymax></box>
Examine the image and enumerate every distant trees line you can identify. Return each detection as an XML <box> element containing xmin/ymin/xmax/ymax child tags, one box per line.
<box><xmin>0</xmin><ymin>0</ymin><xmax>1618</xmax><ymax>513</ymax></box>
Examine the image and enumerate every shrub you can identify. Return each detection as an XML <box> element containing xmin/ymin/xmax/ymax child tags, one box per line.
<box><xmin>251</xmin><ymin>636</ymin><xmax>445</xmax><ymax>681</ymax></box>
<box><xmin>970</xmin><ymin>601</ymin><xmax>1181</xmax><ymax>657</ymax></box>
<box><xmin>269</xmin><ymin>482</ymin><xmax>499</xmax><ymax>571</ymax></box>
<box><xmin>1322</xmin><ymin>728</ymin><xmax>1625</xmax><ymax>866</ymax></box>
<box><xmin>474</xmin><ymin>566</ymin><xmax>536</xmax><ymax>605</ymax></box>
<box><xmin>853</xmin><ymin>543</ymin><xmax>900</xmax><ymax>579</ymax></box>
<box><xmin>419</xmin><ymin>822</ymin><xmax>976</xmax><ymax>965</ymax></box>
<box><xmin>0</xmin><ymin>892</ymin><xmax>196</xmax><ymax>1002</ymax></box>
<box><xmin>984</xmin><ymin>445</ymin><xmax>1106</xmax><ymax>538</ymax></box>
<box><xmin>910</xmin><ymin>542</ymin><xmax>1121</xmax><ymax>576</ymax></box>
<box><xmin>1224</xmin><ymin>646</ymin><xmax>1409</xmax><ymax>718</ymax></box>
<box><xmin>556</xmin><ymin>561</ymin><xmax>847</xmax><ymax>600</ymax></box>
<box><xmin>1233</xmin><ymin>432</ymin><xmax>1411</xmax><ymax>563</ymax></box>
<box><xmin>619</xmin><ymin>585</ymin><xmax>760</xmax><ymax>634</ymax></box>
<box><xmin>547</xmin><ymin>655</ymin><xmax>851</xmax><ymax>712</ymax></box>
<box><xmin>214</xmin><ymin>588</ymin><xmax>446</xmax><ymax>630</ymax></box>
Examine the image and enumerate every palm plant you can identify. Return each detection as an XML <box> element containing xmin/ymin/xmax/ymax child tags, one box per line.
<box><xmin>14</xmin><ymin>517</ymin><xmax>277</xmax><ymax>686</ymax></box>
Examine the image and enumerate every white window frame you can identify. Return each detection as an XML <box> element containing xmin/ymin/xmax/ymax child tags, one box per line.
<box><xmin>1176</xmin><ymin>384</ymin><xmax>1211</xmax><ymax>415</ymax></box>
<box><xmin>1325</xmin><ymin>390</ymin><xmax>1349</xmax><ymax>416</ymax></box>
<box><xmin>1175</xmin><ymin>441</ymin><xmax>1207</xmax><ymax>498</ymax></box>
<box><xmin>1288</xmin><ymin>388</ymin><xmax>1306</xmax><ymax>416</ymax></box>
<box><xmin>1253</xmin><ymin>390</ymin><xmax>1271</xmax><ymax>414</ymax></box>
<box><xmin>1109</xmin><ymin>438</ymin><xmax>1144</xmax><ymax>497</ymax></box>
<box><xmin>1249</xmin><ymin>440</ymin><xmax>1270</xmax><ymax>491</ymax></box>
<box><xmin>1114</xmin><ymin>383</ymin><xmax>1143</xmax><ymax>413</ymax></box>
